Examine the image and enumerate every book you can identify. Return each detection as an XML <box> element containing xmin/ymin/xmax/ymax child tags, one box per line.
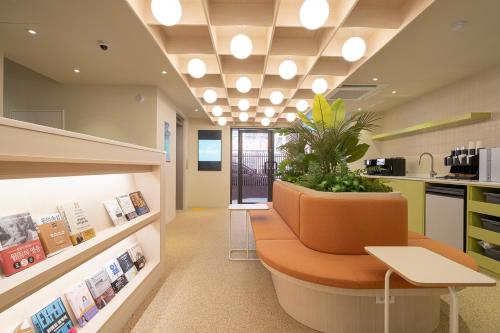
<box><xmin>0</xmin><ymin>213</ymin><xmax>46</xmax><ymax>277</ymax></box>
<box><xmin>129</xmin><ymin>191</ymin><xmax>150</xmax><ymax>216</ymax></box>
<box><xmin>4</xmin><ymin>320</ymin><xmax>34</xmax><ymax>333</ymax></box>
<box><xmin>116</xmin><ymin>194</ymin><xmax>138</xmax><ymax>221</ymax></box>
<box><xmin>65</xmin><ymin>281</ymin><xmax>99</xmax><ymax>327</ymax></box>
<box><xmin>57</xmin><ymin>202</ymin><xmax>96</xmax><ymax>245</ymax></box>
<box><xmin>117</xmin><ymin>251</ymin><xmax>137</xmax><ymax>281</ymax></box>
<box><xmin>127</xmin><ymin>242</ymin><xmax>146</xmax><ymax>271</ymax></box>
<box><xmin>34</xmin><ymin>213</ymin><xmax>72</xmax><ymax>256</ymax></box>
<box><xmin>103</xmin><ymin>199</ymin><xmax>127</xmax><ymax>226</ymax></box>
<box><xmin>85</xmin><ymin>268</ymin><xmax>115</xmax><ymax>309</ymax></box>
<box><xmin>31</xmin><ymin>297</ymin><xmax>76</xmax><ymax>333</ymax></box>
<box><xmin>104</xmin><ymin>259</ymin><xmax>128</xmax><ymax>293</ymax></box>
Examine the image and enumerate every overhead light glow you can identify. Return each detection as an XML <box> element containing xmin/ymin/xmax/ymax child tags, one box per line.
<box><xmin>73</xmin><ymin>69</ymin><xmax>80</xmax><ymax>73</ymax></box>
<box><xmin>187</xmin><ymin>58</ymin><xmax>206</xmax><ymax>78</ymax></box>
<box><xmin>236</xmin><ymin>76</ymin><xmax>252</xmax><ymax>93</ymax></box>
<box><xmin>212</xmin><ymin>106</ymin><xmax>223</xmax><ymax>117</ymax></box>
<box><xmin>151</xmin><ymin>0</ymin><xmax>182</xmax><ymax>26</ymax></box>
<box><xmin>300</xmin><ymin>0</ymin><xmax>330</xmax><ymax>30</ymax></box>
<box><xmin>161</xmin><ymin>70</ymin><xmax>168</xmax><ymax>75</ymax></box>
<box><xmin>230</xmin><ymin>33</ymin><xmax>253</xmax><ymax>60</ymax></box>
<box><xmin>264</xmin><ymin>107</ymin><xmax>275</xmax><ymax>118</ymax></box>
<box><xmin>279</xmin><ymin>59</ymin><xmax>298</xmax><ymax>80</ymax></box>
<box><xmin>239</xmin><ymin>112</ymin><xmax>249</xmax><ymax>122</ymax></box>
<box><xmin>261</xmin><ymin>118</ymin><xmax>270</xmax><ymax>126</ymax></box>
<box><xmin>372</xmin><ymin>77</ymin><xmax>378</xmax><ymax>81</ymax></box>
<box><xmin>27</xmin><ymin>29</ymin><xmax>37</xmax><ymax>35</ymax></box>
<box><xmin>203</xmin><ymin>89</ymin><xmax>217</xmax><ymax>104</ymax></box>
<box><xmin>238</xmin><ymin>99</ymin><xmax>250</xmax><ymax>111</ymax></box>
<box><xmin>312</xmin><ymin>78</ymin><xmax>327</xmax><ymax>94</ymax></box>
<box><xmin>342</xmin><ymin>36</ymin><xmax>366</xmax><ymax>62</ymax></box>
<box><xmin>286</xmin><ymin>113</ymin><xmax>297</xmax><ymax>122</ymax></box>
<box><xmin>217</xmin><ymin>117</ymin><xmax>227</xmax><ymax>126</ymax></box>
<box><xmin>270</xmin><ymin>91</ymin><xmax>284</xmax><ymax>105</ymax></box>
<box><xmin>392</xmin><ymin>90</ymin><xmax>397</xmax><ymax>94</ymax></box>
<box><xmin>296</xmin><ymin>99</ymin><xmax>308</xmax><ymax>112</ymax></box>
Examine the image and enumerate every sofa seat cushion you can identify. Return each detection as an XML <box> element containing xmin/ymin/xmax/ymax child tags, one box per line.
<box><xmin>250</xmin><ymin>209</ymin><xmax>297</xmax><ymax>240</ymax></box>
<box><xmin>256</xmin><ymin>239</ymin><xmax>478</xmax><ymax>289</ymax></box>
<box><xmin>408</xmin><ymin>231</ymin><xmax>427</xmax><ymax>239</ymax></box>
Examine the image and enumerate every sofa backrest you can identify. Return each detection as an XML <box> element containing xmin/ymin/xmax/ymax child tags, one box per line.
<box><xmin>299</xmin><ymin>192</ymin><xmax>408</xmax><ymax>254</ymax></box>
<box><xmin>272</xmin><ymin>181</ymin><xmax>301</xmax><ymax>236</ymax></box>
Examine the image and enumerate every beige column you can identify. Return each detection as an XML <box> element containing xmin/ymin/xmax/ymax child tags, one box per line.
<box><xmin>0</xmin><ymin>51</ymin><xmax>4</xmax><ymax>117</ymax></box>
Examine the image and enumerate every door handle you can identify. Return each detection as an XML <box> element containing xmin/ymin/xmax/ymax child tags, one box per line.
<box><xmin>264</xmin><ymin>161</ymin><xmax>269</xmax><ymax>175</ymax></box>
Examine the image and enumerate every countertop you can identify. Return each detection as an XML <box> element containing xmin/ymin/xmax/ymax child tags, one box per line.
<box><xmin>364</xmin><ymin>175</ymin><xmax>500</xmax><ymax>188</ymax></box>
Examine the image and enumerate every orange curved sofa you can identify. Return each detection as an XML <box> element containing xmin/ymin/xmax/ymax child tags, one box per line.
<box><xmin>250</xmin><ymin>180</ymin><xmax>477</xmax><ymax>290</ymax></box>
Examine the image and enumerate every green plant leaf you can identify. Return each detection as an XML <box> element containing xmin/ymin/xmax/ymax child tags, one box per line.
<box><xmin>312</xmin><ymin>94</ymin><xmax>331</xmax><ymax>127</ymax></box>
<box><xmin>346</xmin><ymin>143</ymin><xmax>369</xmax><ymax>163</ymax></box>
<box><xmin>297</xmin><ymin>112</ymin><xmax>313</xmax><ymax>127</ymax></box>
<box><xmin>330</xmin><ymin>99</ymin><xmax>345</xmax><ymax>126</ymax></box>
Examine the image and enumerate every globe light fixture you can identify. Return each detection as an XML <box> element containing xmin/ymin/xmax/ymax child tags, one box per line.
<box><xmin>236</xmin><ymin>76</ymin><xmax>252</xmax><ymax>93</ymax></box>
<box><xmin>203</xmin><ymin>89</ymin><xmax>217</xmax><ymax>104</ymax></box>
<box><xmin>342</xmin><ymin>36</ymin><xmax>366</xmax><ymax>62</ymax></box>
<box><xmin>238</xmin><ymin>99</ymin><xmax>250</xmax><ymax>111</ymax></box>
<box><xmin>261</xmin><ymin>118</ymin><xmax>270</xmax><ymax>126</ymax></box>
<box><xmin>279</xmin><ymin>59</ymin><xmax>298</xmax><ymax>80</ymax></box>
<box><xmin>239</xmin><ymin>112</ymin><xmax>249</xmax><ymax>122</ymax></box>
<box><xmin>296</xmin><ymin>99</ymin><xmax>308</xmax><ymax>112</ymax></box>
<box><xmin>270</xmin><ymin>90</ymin><xmax>284</xmax><ymax>105</ymax></box>
<box><xmin>187</xmin><ymin>58</ymin><xmax>206</xmax><ymax>78</ymax></box>
<box><xmin>300</xmin><ymin>0</ymin><xmax>330</xmax><ymax>30</ymax></box>
<box><xmin>212</xmin><ymin>106</ymin><xmax>223</xmax><ymax>117</ymax></box>
<box><xmin>217</xmin><ymin>117</ymin><xmax>227</xmax><ymax>126</ymax></box>
<box><xmin>264</xmin><ymin>107</ymin><xmax>276</xmax><ymax>118</ymax></box>
<box><xmin>286</xmin><ymin>113</ymin><xmax>297</xmax><ymax>122</ymax></box>
<box><xmin>230</xmin><ymin>33</ymin><xmax>253</xmax><ymax>60</ymax></box>
<box><xmin>151</xmin><ymin>0</ymin><xmax>182</xmax><ymax>26</ymax></box>
<box><xmin>312</xmin><ymin>78</ymin><xmax>328</xmax><ymax>94</ymax></box>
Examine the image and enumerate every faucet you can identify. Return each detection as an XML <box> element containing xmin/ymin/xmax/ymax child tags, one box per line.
<box><xmin>419</xmin><ymin>152</ymin><xmax>437</xmax><ymax>178</ymax></box>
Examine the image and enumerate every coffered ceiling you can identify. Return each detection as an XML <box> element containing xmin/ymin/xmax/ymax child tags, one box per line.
<box><xmin>127</xmin><ymin>0</ymin><xmax>435</xmax><ymax>126</ymax></box>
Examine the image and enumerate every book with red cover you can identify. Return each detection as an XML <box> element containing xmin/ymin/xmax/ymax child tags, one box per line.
<box><xmin>0</xmin><ymin>212</ymin><xmax>46</xmax><ymax>277</ymax></box>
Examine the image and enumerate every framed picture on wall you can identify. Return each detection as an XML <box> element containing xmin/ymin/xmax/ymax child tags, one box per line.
<box><xmin>198</xmin><ymin>130</ymin><xmax>222</xmax><ymax>171</ymax></box>
<box><xmin>164</xmin><ymin>121</ymin><xmax>171</xmax><ymax>162</ymax></box>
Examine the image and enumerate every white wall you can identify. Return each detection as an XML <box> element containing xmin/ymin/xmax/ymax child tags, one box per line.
<box><xmin>186</xmin><ymin>118</ymin><xmax>230</xmax><ymax>208</ymax></box>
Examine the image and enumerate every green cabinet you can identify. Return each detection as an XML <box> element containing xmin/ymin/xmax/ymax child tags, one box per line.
<box><xmin>385</xmin><ymin>179</ymin><xmax>426</xmax><ymax>234</ymax></box>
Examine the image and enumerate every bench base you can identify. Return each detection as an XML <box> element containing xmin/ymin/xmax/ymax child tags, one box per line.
<box><xmin>263</xmin><ymin>262</ymin><xmax>444</xmax><ymax>333</ymax></box>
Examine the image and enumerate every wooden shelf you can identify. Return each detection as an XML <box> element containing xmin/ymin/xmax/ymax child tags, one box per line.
<box><xmin>468</xmin><ymin>200</ymin><xmax>500</xmax><ymax>217</ymax></box>
<box><xmin>0</xmin><ymin>211</ymin><xmax>160</xmax><ymax>312</ymax></box>
<box><xmin>468</xmin><ymin>226</ymin><xmax>500</xmax><ymax>246</ymax></box>
<box><xmin>371</xmin><ymin>112</ymin><xmax>491</xmax><ymax>141</ymax></box>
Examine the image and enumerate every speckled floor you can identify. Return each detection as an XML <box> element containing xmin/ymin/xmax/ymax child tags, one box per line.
<box><xmin>123</xmin><ymin>208</ymin><xmax>499</xmax><ymax>333</ymax></box>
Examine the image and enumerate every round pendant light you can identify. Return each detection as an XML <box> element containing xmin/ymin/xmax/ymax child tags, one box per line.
<box><xmin>151</xmin><ymin>0</ymin><xmax>182</xmax><ymax>26</ymax></box>
<box><xmin>239</xmin><ymin>112</ymin><xmax>249</xmax><ymax>122</ymax></box>
<box><xmin>342</xmin><ymin>36</ymin><xmax>366</xmax><ymax>62</ymax></box>
<box><xmin>217</xmin><ymin>117</ymin><xmax>227</xmax><ymax>126</ymax></box>
<box><xmin>238</xmin><ymin>99</ymin><xmax>250</xmax><ymax>111</ymax></box>
<box><xmin>264</xmin><ymin>107</ymin><xmax>275</xmax><ymax>118</ymax></box>
<box><xmin>187</xmin><ymin>58</ymin><xmax>206</xmax><ymax>78</ymax></box>
<box><xmin>300</xmin><ymin>0</ymin><xmax>330</xmax><ymax>30</ymax></box>
<box><xmin>261</xmin><ymin>118</ymin><xmax>270</xmax><ymax>126</ymax></box>
<box><xmin>236</xmin><ymin>76</ymin><xmax>252</xmax><ymax>93</ymax></box>
<box><xmin>212</xmin><ymin>106</ymin><xmax>223</xmax><ymax>117</ymax></box>
<box><xmin>270</xmin><ymin>90</ymin><xmax>284</xmax><ymax>105</ymax></box>
<box><xmin>279</xmin><ymin>59</ymin><xmax>298</xmax><ymax>80</ymax></box>
<box><xmin>296</xmin><ymin>99</ymin><xmax>308</xmax><ymax>112</ymax></box>
<box><xmin>312</xmin><ymin>78</ymin><xmax>328</xmax><ymax>94</ymax></box>
<box><xmin>203</xmin><ymin>89</ymin><xmax>217</xmax><ymax>104</ymax></box>
<box><xmin>286</xmin><ymin>113</ymin><xmax>297</xmax><ymax>122</ymax></box>
<box><xmin>230</xmin><ymin>33</ymin><xmax>253</xmax><ymax>60</ymax></box>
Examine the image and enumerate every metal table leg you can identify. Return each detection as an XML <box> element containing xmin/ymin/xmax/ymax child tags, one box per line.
<box><xmin>449</xmin><ymin>286</ymin><xmax>459</xmax><ymax>333</ymax></box>
<box><xmin>384</xmin><ymin>269</ymin><xmax>393</xmax><ymax>333</ymax></box>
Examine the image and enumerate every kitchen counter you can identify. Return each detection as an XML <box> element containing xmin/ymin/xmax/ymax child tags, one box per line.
<box><xmin>365</xmin><ymin>175</ymin><xmax>500</xmax><ymax>188</ymax></box>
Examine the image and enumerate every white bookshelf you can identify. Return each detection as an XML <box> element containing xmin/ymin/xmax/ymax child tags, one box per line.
<box><xmin>0</xmin><ymin>118</ymin><xmax>166</xmax><ymax>332</ymax></box>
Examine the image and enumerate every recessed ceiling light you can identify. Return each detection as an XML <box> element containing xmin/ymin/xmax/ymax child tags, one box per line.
<box><xmin>312</xmin><ymin>78</ymin><xmax>328</xmax><ymax>94</ymax></box>
<box><xmin>261</xmin><ymin>118</ymin><xmax>270</xmax><ymax>126</ymax></box>
<box><xmin>270</xmin><ymin>91</ymin><xmax>284</xmax><ymax>105</ymax></box>
<box><xmin>357</xmin><ymin>107</ymin><xmax>362</xmax><ymax>111</ymax></box>
<box><xmin>230</xmin><ymin>33</ymin><xmax>253</xmax><ymax>60</ymax></box>
<box><xmin>392</xmin><ymin>90</ymin><xmax>397</xmax><ymax>94</ymax></box>
<box><xmin>450</xmin><ymin>20</ymin><xmax>466</xmax><ymax>32</ymax></box>
<box><xmin>342</xmin><ymin>37</ymin><xmax>367</xmax><ymax>62</ymax></box>
<box><xmin>161</xmin><ymin>70</ymin><xmax>167</xmax><ymax>75</ymax></box>
<box><xmin>372</xmin><ymin>77</ymin><xmax>378</xmax><ymax>81</ymax></box>
<box><xmin>194</xmin><ymin>108</ymin><xmax>199</xmax><ymax>112</ymax></box>
<box><xmin>286</xmin><ymin>113</ymin><xmax>296</xmax><ymax>122</ymax></box>
<box><xmin>27</xmin><ymin>29</ymin><xmax>37</xmax><ymax>35</ymax></box>
<box><xmin>73</xmin><ymin>69</ymin><xmax>80</xmax><ymax>73</ymax></box>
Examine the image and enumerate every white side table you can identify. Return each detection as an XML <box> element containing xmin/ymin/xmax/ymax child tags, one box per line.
<box><xmin>365</xmin><ymin>246</ymin><xmax>496</xmax><ymax>333</ymax></box>
<box><xmin>228</xmin><ymin>203</ymin><xmax>269</xmax><ymax>261</ymax></box>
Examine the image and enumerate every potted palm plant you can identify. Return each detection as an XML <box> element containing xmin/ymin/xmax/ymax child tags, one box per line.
<box><xmin>277</xmin><ymin>94</ymin><xmax>391</xmax><ymax>192</ymax></box>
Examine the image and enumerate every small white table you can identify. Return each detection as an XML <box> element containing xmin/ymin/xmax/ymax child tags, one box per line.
<box><xmin>365</xmin><ymin>246</ymin><xmax>496</xmax><ymax>333</ymax></box>
<box><xmin>228</xmin><ymin>203</ymin><xmax>269</xmax><ymax>261</ymax></box>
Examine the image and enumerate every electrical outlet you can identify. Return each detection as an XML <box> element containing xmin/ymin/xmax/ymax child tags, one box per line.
<box><xmin>376</xmin><ymin>295</ymin><xmax>395</xmax><ymax>304</ymax></box>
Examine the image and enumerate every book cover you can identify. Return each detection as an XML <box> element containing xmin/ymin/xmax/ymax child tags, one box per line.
<box><xmin>104</xmin><ymin>259</ymin><xmax>128</xmax><ymax>293</ymax></box>
<box><xmin>4</xmin><ymin>320</ymin><xmax>34</xmax><ymax>333</ymax></box>
<box><xmin>103</xmin><ymin>199</ymin><xmax>127</xmax><ymax>226</ymax></box>
<box><xmin>116</xmin><ymin>194</ymin><xmax>138</xmax><ymax>221</ymax></box>
<box><xmin>85</xmin><ymin>268</ymin><xmax>115</xmax><ymax>309</ymax></box>
<box><xmin>34</xmin><ymin>213</ymin><xmax>71</xmax><ymax>257</ymax></box>
<box><xmin>65</xmin><ymin>281</ymin><xmax>99</xmax><ymax>327</ymax></box>
<box><xmin>31</xmin><ymin>297</ymin><xmax>76</xmax><ymax>333</ymax></box>
<box><xmin>117</xmin><ymin>251</ymin><xmax>137</xmax><ymax>282</ymax></box>
<box><xmin>57</xmin><ymin>202</ymin><xmax>96</xmax><ymax>245</ymax></box>
<box><xmin>129</xmin><ymin>191</ymin><xmax>150</xmax><ymax>216</ymax></box>
<box><xmin>127</xmin><ymin>243</ymin><xmax>146</xmax><ymax>271</ymax></box>
<box><xmin>0</xmin><ymin>213</ymin><xmax>46</xmax><ymax>277</ymax></box>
